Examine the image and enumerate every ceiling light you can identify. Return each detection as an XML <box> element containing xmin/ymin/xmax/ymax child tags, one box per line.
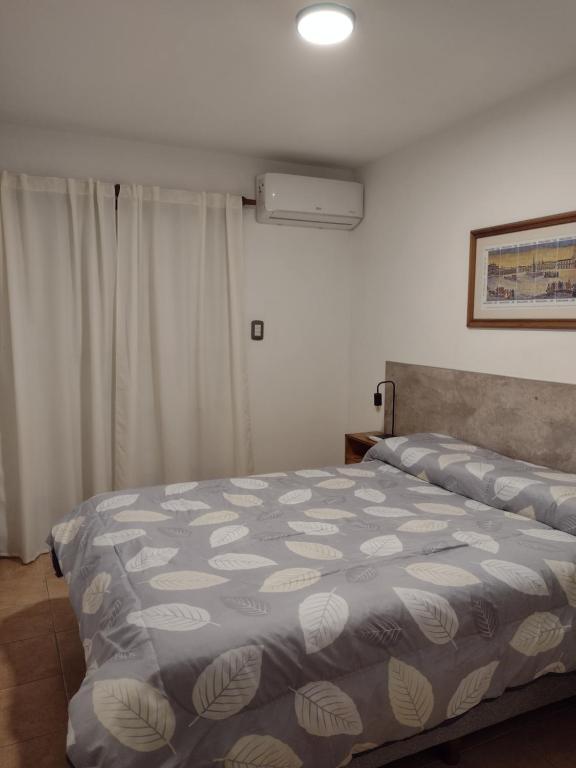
<box><xmin>296</xmin><ymin>4</ymin><xmax>355</xmax><ymax>46</ymax></box>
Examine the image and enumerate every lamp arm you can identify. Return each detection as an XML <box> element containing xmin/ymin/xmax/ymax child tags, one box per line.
<box><xmin>374</xmin><ymin>380</ymin><xmax>396</xmax><ymax>436</ymax></box>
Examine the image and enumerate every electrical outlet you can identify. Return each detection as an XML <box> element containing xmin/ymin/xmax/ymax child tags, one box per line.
<box><xmin>251</xmin><ymin>320</ymin><xmax>264</xmax><ymax>340</ymax></box>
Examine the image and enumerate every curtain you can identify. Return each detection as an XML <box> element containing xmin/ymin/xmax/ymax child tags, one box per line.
<box><xmin>0</xmin><ymin>172</ymin><xmax>116</xmax><ymax>562</ymax></box>
<box><xmin>115</xmin><ymin>186</ymin><xmax>253</xmax><ymax>489</ymax></box>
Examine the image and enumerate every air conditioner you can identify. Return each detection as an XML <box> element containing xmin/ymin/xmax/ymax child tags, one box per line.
<box><xmin>255</xmin><ymin>173</ymin><xmax>364</xmax><ymax>230</ymax></box>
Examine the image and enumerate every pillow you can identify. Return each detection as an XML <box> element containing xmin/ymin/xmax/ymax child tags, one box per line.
<box><xmin>365</xmin><ymin>432</ymin><xmax>576</xmax><ymax>534</ymax></box>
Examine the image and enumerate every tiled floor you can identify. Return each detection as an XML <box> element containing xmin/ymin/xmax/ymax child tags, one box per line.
<box><xmin>0</xmin><ymin>555</ymin><xmax>575</xmax><ymax>768</ymax></box>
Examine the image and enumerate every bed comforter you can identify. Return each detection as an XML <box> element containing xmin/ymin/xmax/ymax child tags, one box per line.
<box><xmin>48</xmin><ymin>434</ymin><xmax>576</xmax><ymax>768</ymax></box>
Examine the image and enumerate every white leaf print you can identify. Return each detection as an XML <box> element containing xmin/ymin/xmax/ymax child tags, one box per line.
<box><xmin>536</xmin><ymin>471</ymin><xmax>576</xmax><ymax>483</ymax></box>
<box><xmin>398</xmin><ymin>520</ymin><xmax>448</xmax><ymax>533</ymax></box>
<box><xmin>295</xmin><ymin>469</ymin><xmax>332</xmax><ymax>478</ymax></box>
<box><xmin>299</xmin><ymin>592</ymin><xmax>349</xmax><ymax>654</ymax></box>
<box><xmin>400</xmin><ymin>447</ymin><xmax>437</xmax><ymax>468</ymax></box>
<box><xmin>286</xmin><ymin>541</ymin><xmax>343</xmax><ymax>560</ymax></box>
<box><xmin>93</xmin><ymin>678</ymin><xmax>175</xmax><ymax>752</ymax></box>
<box><xmin>316</xmin><ymin>478</ymin><xmax>355</xmax><ymax>489</ymax></box>
<box><xmin>452</xmin><ymin>531</ymin><xmax>499</xmax><ymax>554</ymax></box>
<box><xmin>464</xmin><ymin>500</ymin><xmax>492</xmax><ymax>512</ymax></box>
<box><xmin>337</xmin><ymin>467</ymin><xmax>375</xmax><ymax>478</ymax></box>
<box><xmin>407</xmin><ymin>486</ymin><xmax>453</xmax><ymax>496</ymax></box>
<box><xmin>516</xmin><ymin>505</ymin><xmax>536</xmax><ymax>520</ymax></box>
<box><xmin>406</xmin><ymin>562</ymin><xmax>480</xmax><ymax>587</ymax></box>
<box><xmin>95</xmin><ymin>494</ymin><xmax>139</xmax><ymax>513</ymax></box>
<box><xmin>505</xmin><ymin>512</ymin><xmax>525</xmax><ymax>521</ymax></box>
<box><xmin>416</xmin><ymin>471</ymin><xmax>429</xmax><ymax>482</ymax></box>
<box><xmin>93</xmin><ymin>529</ymin><xmax>146</xmax><ymax>546</ymax></box>
<box><xmin>394</xmin><ymin>587</ymin><xmax>458</xmax><ymax>645</ymax></box>
<box><xmin>161</xmin><ymin>499</ymin><xmax>209</xmax><ymax>512</ymax></box>
<box><xmin>379</xmin><ymin>465</ymin><xmax>401</xmax><ymax>474</ymax></box>
<box><xmin>360</xmin><ymin>535</ymin><xmax>403</xmax><ymax>558</ymax></box>
<box><xmin>82</xmin><ymin>572</ymin><xmax>111</xmax><ymax>614</ymax></box>
<box><xmin>125</xmin><ymin>547</ymin><xmax>179</xmax><ymax>573</ymax></box>
<box><xmin>480</xmin><ymin>560</ymin><xmax>549</xmax><ymax>596</ymax></box>
<box><xmin>439</xmin><ymin>443</ymin><xmax>477</xmax><ymax>452</ymax></box>
<box><xmin>127</xmin><ymin>603</ymin><xmax>210</xmax><ymax>631</ymax></box>
<box><xmin>494</xmin><ymin>477</ymin><xmax>541</xmax><ymax>501</ymax></box>
<box><xmin>230</xmin><ymin>478</ymin><xmax>269</xmax><ymax>490</ymax></box>
<box><xmin>294</xmin><ymin>681</ymin><xmax>362</xmax><ymax>736</ymax></box>
<box><xmin>354</xmin><ymin>488</ymin><xmax>386</xmax><ymax>503</ymax></box>
<box><xmin>534</xmin><ymin>661</ymin><xmax>566</xmax><ymax>679</ymax></box>
<box><xmin>415</xmin><ymin>503</ymin><xmax>466</xmax><ymax>517</ymax></box>
<box><xmin>253</xmin><ymin>472</ymin><xmax>287</xmax><ymax>478</ymax></box>
<box><xmin>388</xmin><ymin>657</ymin><xmax>434</xmax><ymax>729</ymax></box>
<box><xmin>82</xmin><ymin>638</ymin><xmax>93</xmax><ymax>662</ymax></box>
<box><xmin>221</xmin><ymin>735</ymin><xmax>302</xmax><ymax>768</ymax></box>
<box><xmin>260</xmin><ymin>568</ymin><xmax>322</xmax><ymax>593</ymax></box>
<box><xmin>148</xmin><ymin>571</ymin><xmax>228</xmax><ymax>590</ymax></box>
<box><xmin>210</xmin><ymin>525</ymin><xmax>250</xmax><ymax>548</ymax></box>
<box><xmin>521</xmin><ymin>529</ymin><xmax>575</xmax><ymax>543</ymax></box>
<box><xmin>192</xmin><ymin>645</ymin><xmax>262</xmax><ymax>721</ymax></box>
<box><xmin>465</xmin><ymin>462</ymin><xmax>495</xmax><ymax>480</ymax></box>
<box><xmin>550</xmin><ymin>486</ymin><xmax>576</xmax><ymax>505</ymax></box>
<box><xmin>446</xmin><ymin>661</ymin><xmax>499</xmax><ymax>718</ymax></box>
<box><xmin>545</xmin><ymin>560</ymin><xmax>576</xmax><ymax>606</ymax></box>
<box><xmin>304</xmin><ymin>508</ymin><xmax>356</xmax><ymax>520</ymax></box>
<box><xmin>190</xmin><ymin>510</ymin><xmax>239</xmax><ymax>526</ymax></box>
<box><xmin>279</xmin><ymin>489</ymin><xmax>313</xmax><ymax>505</ymax></box>
<box><xmin>438</xmin><ymin>453</ymin><xmax>471</xmax><ymax>469</ymax></box>
<box><xmin>365</xmin><ymin>506</ymin><xmax>414</xmax><ymax>518</ymax></box>
<box><xmin>209</xmin><ymin>553</ymin><xmax>276</xmax><ymax>571</ymax></box>
<box><xmin>287</xmin><ymin>521</ymin><xmax>339</xmax><ymax>536</ymax></box>
<box><xmin>52</xmin><ymin>516</ymin><xmax>85</xmax><ymax>545</ymax></box>
<box><xmin>223</xmin><ymin>493</ymin><xmax>263</xmax><ymax>508</ymax></box>
<box><xmin>113</xmin><ymin>510</ymin><xmax>171</xmax><ymax>523</ymax></box>
<box><xmin>510</xmin><ymin>612</ymin><xmax>565</xmax><ymax>656</ymax></box>
<box><xmin>386</xmin><ymin>436</ymin><xmax>409</xmax><ymax>451</ymax></box>
<box><xmin>66</xmin><ymin>722</ymin><xmax>76</xmax><ymax>748</ymax></box>
<box><xmin>164</xmin><ymin>481</ymin><xmax>198</xmax><ymax>496</ymax></box>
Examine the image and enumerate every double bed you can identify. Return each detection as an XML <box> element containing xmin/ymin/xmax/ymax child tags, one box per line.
<box><xmin>49</xmin><ymin>422</ymin><xmax>576</xmax><ymax>768</ymax></box>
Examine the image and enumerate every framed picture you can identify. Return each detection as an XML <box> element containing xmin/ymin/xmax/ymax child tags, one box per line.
<box><xmin>467</xmin><ymin>209</ymin><xmax>576</xmax><ymax>329</ymax></box>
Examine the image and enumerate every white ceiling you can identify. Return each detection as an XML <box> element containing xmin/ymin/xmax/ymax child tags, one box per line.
<box><xmin>2</xmin><ymin>0</ymin><xmax>576</xmax><ymax>167</ymax></box>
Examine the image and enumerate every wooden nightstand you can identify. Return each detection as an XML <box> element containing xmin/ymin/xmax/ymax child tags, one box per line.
<box><xmin>345</xmin><ymin>432</ymin><xmax>389</xmax><ymax>464</ymax></box>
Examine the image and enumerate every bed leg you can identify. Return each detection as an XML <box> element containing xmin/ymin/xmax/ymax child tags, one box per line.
<box><xmin>438</xmin><ymin>739</ymin><xmax>462</xmax><ymax>766</ymax></box>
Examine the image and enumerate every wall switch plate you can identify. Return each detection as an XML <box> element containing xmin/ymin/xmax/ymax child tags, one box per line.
<box><xmin>251</xmin><ymin>320</ymin><xmax>264</xmax><ymax>340</ymax></box>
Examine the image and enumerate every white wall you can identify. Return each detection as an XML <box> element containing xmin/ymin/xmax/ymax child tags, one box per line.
<box><xmin>0</xmin><ymin>123</ymin><xmax>353</xmax><ymax>472</ymax></box>
<box><xmin>348</xmin><ymin>76</ymin><xmax>576</xmax><ymax>432</ymax></box>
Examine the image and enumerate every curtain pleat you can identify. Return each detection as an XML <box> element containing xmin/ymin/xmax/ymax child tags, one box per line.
<box><xmin>0</xmin><ymin>172</ymin><xmax>116</xmax><ymax>562</ymax></box>
<box><xmin>115</xmin><ymin>186</ymin><xmax>253</xmax><ymax>489</ymax></box>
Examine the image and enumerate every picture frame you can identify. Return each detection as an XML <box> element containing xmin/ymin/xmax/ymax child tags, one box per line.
<box><xmin>467</xmin><ymin>209</ymin><xmax>576</xmax><ymax>329</ymax></box>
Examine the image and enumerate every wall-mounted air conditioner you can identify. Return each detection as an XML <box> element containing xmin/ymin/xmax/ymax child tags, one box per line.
<box><xmin>255</xmin><ymin>173</ymin><xmax>364</xmax><ymax>230</ymax></box>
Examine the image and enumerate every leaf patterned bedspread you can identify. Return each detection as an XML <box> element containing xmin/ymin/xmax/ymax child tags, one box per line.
<box><xmin>48</xmin><ymin>434</ymin><xmax>576</xmax><ymax>768</ymax></box>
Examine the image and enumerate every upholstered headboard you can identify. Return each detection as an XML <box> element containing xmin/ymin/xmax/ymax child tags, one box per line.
<box><xmin>385</xmin><ymin>361</ymin><xmax>576</xmax><ymax>473</ymax></box>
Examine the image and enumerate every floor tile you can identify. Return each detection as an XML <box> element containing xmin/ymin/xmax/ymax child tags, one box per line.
<box><xmin>0</xmin><ymin>675</ymin><xmax>67</xmax><ymax>747</ymax></box>
<box><xmin>0</xmin><ymin>601</ymin><xmax>53</xmax><ymax>644</ymax></box>
<box><xmin>56</xmin><ymin>630</ymin><xmax>86</xmax><ymax>701</ymax></box>
<box><xmin>0</xmin><ymin>577</ymin><xmax>48</xmax><ymax>611</ymax></box>
<box><xmin>0</xmin><ymin>635</ymin><xmax>60</xmax><ymax>690</ymax></box>
<box><xmin>46</xmin><ymin>577</ymin><xmax>77</xmax><ymax>633</ymax></box>
<box><xmin>0</xmin><ymin>557</ymin><xmax>46</xmax><ymax>581</ymax></box>
<box><xmin>0</xmin><ymin>728</ymin><xmax>67</xmax><ymax>768</ymax></box>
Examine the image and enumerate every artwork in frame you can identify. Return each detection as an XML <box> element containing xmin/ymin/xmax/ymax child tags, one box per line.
<box><xmin>467</xmin><ymin>209</ymin><xmax>576</xmax><ymax>329</ymax></box>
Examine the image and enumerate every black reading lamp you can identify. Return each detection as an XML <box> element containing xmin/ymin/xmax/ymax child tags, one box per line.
<box><xmin>373</xmin><ymin>380</ymin><xmax>396</xmax><ymax>436</ymax></box>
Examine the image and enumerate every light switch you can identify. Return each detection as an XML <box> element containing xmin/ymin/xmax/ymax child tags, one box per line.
<box><xmin>251</xmin><ymin>320</ymin><xmax>264</xmax><ymax>340</ymax></box>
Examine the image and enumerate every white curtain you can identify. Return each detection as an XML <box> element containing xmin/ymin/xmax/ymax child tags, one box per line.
<box><xmin>115</xmin><ymin>186</ymin><xmax>253</xmax><ymax>489</ymax></box>
<box><xmin>0</xmin><ymin>172</ymin><xmax>116</xmax><ymax>562</ymax></box>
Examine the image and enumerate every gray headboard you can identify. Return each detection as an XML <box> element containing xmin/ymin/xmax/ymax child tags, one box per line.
<box><xmin>386</xmin><ymin>361</ymin><xmax>576</xmax><ymax>473</ymax></box>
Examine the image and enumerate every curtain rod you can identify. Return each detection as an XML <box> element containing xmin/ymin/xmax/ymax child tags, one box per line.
<box><xmin>113</xmin><ymin>186</ymin><xmax>255</xmax><ymax>209</ymax></box>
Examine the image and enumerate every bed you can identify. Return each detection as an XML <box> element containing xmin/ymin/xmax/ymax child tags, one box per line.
<box><xmin>49</xmin><ymin>426</ymin><xmax>576</xmax><ymax>768</ymax></box>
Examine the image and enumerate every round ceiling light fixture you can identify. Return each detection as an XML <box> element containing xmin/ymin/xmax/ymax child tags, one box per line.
<box><xmin>296</xmin><ymin>3</ymin><xmax>355</xmax><ymax>45</ymax></box>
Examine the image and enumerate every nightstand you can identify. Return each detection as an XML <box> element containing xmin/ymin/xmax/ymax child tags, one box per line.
<box><xmin>345</xmin><ymin>432</ymin><xmax>389</xmax><ymax>464</ymax></box>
